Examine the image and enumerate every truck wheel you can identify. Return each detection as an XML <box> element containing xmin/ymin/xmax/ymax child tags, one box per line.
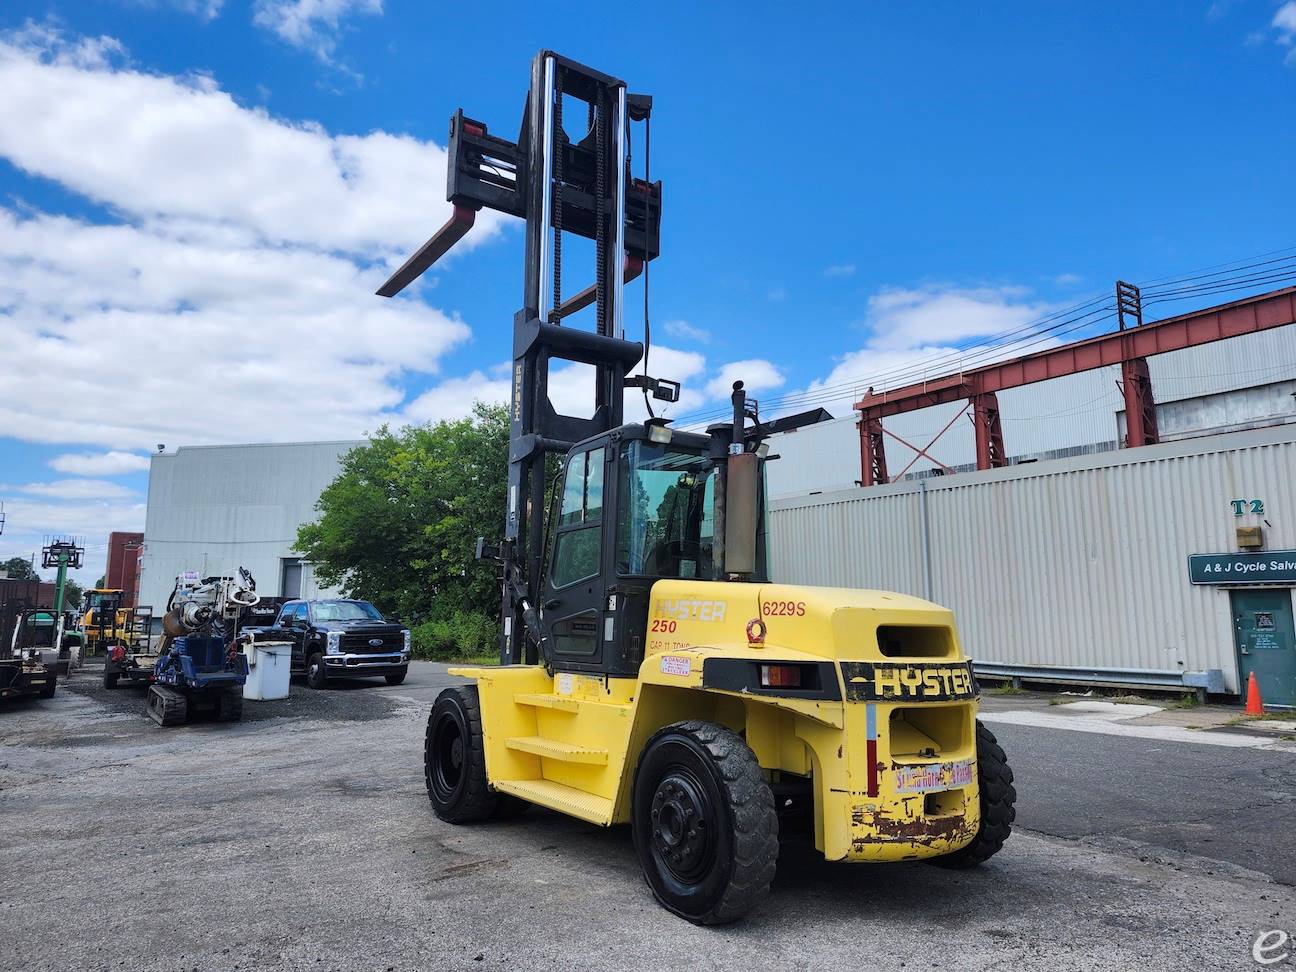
<box><xmin>306</xmin><ymin>652</ymin><xmax>328</xmax><ymax>690</ymax></box>
<box><xmin>40</xmin><ymin>673</ymin><xmax>58</xmax><ymax>699</ymax></box>
<box><xmin>424</xmin><ymin>685</ymin><xmax>498</xmax><ymax>823</ymax></box>
<box><xmin>103</xmin><ymin>672</ymin><xmax>119</xmax><ymax>689</ymax></box>
<box><xmin>385</xmin><ymin>666</ymin><xmax>408</xmax><ymax>686</ymax></box>
<box><xmin>632</xmin><ymin>720</ymin><xmax>778</xmax><ymax>925</ymax></box>
<box><xmin>932</xmin><ymin>721</ymin><xmax>1016</xmax><ymax>869</ymax></box>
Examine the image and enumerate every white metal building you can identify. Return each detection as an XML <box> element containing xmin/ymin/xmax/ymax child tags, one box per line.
<box><xmin>138</xmin><ymin>440</ymin><xmax>364</xmax><ymax>613</ymax></box>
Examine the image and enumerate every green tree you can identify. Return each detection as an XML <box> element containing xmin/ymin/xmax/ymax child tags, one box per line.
<box><xmin>296</xmin><ymin>403</ymin><xmax>510</xmax><ymax>625</ymax></box>
<box><xmin>1</xmin><ymin>556</ymin><xmax>39</xmax><ymax>581</ymax></box>
<box><xmin>62</xmin><ymin>578</ymin><xmax>84</xmax><ymax>608</ymax></box>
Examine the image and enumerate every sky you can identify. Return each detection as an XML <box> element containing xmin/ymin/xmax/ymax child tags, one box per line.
<box><xmin>1</xmin><ymin>0</ymin><xmax>1294</xmax><ymax>583</ymax></box>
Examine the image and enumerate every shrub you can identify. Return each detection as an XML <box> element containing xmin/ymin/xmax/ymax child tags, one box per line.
<box><xmin>410</xmin><ymin>611</ymin><xmax>498</xmax><ymax>662</ymax></box>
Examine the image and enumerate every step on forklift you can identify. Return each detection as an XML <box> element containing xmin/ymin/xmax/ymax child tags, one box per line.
<box><xmin>145</xmin><ymin>569</ymin><xmax>258</xmax><ymax>727</ymax></box>
<box><xmin>379</xmin><ymin>51</ymin><xmax>1015</xmax><ymax>924</ymax></box>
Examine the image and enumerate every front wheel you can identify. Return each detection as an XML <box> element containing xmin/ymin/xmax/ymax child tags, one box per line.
<box><xmin>385</xmin><ymin>666</ymin><xmax>408</xmax><ymax>686</ymax></box>
<box><xmin>424</xmin><ymin>686</ymin><xmax>498</xmax><ymax>823</ymax></box>
<box><xmin>305</xmin><ymin>652</ymin><xmax>328</xmax><ymax>690</ymax></box>
<box><xmin>632</xmin><ymin>720</ymin><xmax>778</xmax><ymax>925</ymax></box>
<box><xmin>103</xmin><ymin>671</ymin><xmax>119</xmax><ymax>689</ymax></box>
<box><xmin>39</xmin><ymin>672</ymin><xmax>58</xmax><ymax>699</ymax></box>
<box><xmin>932</xmin><ymin>720</ymin><xmax>1016</xmax><ymax>868</ymax></box>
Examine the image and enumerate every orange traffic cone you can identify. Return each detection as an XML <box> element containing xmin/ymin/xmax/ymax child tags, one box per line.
<box><xmin>1245</xmin><ymin>671</ymin><xmax>1265</xmax><ymax>716</ymax></box>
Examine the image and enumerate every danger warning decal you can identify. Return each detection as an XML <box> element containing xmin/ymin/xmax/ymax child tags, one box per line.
<box><xmin>840</xmin><ymin>661</ymin><xmax>978</xmax><ymax>703</ymax></box>
<box><xmin>659</xmin><ymin>655</ymin><xmax>692</xmax><ymax>677</ymax></box>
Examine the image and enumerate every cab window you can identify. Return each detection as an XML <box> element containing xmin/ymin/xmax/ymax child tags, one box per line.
<box><xmin>616</xmin><ymin>441</ymin><xmax>716</xmax><ymax>579</ymax></box>
<box><xmin>550</xmin><ymin>447</ymin><xmax>605</xmax><ymax>588</ymax></box>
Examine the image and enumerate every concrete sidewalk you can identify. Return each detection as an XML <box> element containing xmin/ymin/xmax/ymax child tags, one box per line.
<box><xmin>979</xmin><ymin>689</ymin><xmax>1296</xmax><ymax>751</ymax></box>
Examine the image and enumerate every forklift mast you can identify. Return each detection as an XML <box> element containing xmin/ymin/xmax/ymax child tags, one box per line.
<box><xmin>378</xmin><ymin>51</ymin><xmax>671</xmax><ymax>665</ymax></box>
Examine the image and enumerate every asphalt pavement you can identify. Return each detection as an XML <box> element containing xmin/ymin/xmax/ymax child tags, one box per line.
<box><xmin>1</xmin><ymin>662</ymin><xmax>1292</xmax><ymax>971</ymax></box>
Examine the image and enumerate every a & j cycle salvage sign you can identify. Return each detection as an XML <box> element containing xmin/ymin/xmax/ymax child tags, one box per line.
<box><xmin>1188</xmin><ymin>551</ymin><xmax>1296</xmax><ymax>585</ymax></box>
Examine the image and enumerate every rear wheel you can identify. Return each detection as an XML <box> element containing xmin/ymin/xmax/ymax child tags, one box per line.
<box><xmin>424</xmin><ymin>685</ymin><xmax>498</xmax><ymax>823</ymax></box>
<box><xmin>632</xmin><ymin>720</ymin><xmax>778</xmax><ymax>925</ymax></box>
<box><xmin>103</xmin><ymin>672</ymin><xmax>119</xmax><ymax>689</ymax></box>
<box><xmin>932</xmin><ymin>720</ymin><xmax>1016</xmax><ymax>868</ymax></box>
<box><xmin>306</xmin><ymin>652</ymin><xmax>328</xmax><ymax>690</ymax></box>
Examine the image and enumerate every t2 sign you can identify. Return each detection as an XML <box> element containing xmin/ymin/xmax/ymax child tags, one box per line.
<box><xmin>1231</xmin><ymin>499</ymin><xmax>1265</xmax><ymax>516</ymax></box>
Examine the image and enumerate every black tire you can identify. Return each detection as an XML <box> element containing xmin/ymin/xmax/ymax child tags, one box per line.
<box><xmin>39</xmin><ymin>672</ymin><xmax>57</xmax><ymax>699</ymax></box>
<box><xmin>632</xmin><ymin>720</ymin><xmax>778</xmax><ymax>925</ymax></box>
<box><xmin>424</xmin><ymin>685</ymin><xmax>498</xmax><ymax>823</ymax></box>
<box><xmin>306</xmin><ymin>652</ymin><xmax>328</xmax><ymax>690</ymax></box>
<box><xmin>385</xmin><ymin>666</ymin><xmax>408</xmax><ymax>686</ymax></box>
<box><xmin>103</xmin><ymin>672</ymin><xmax>119</xmax><ymax>690</ymax></box>
<box><xmin>933</xmin><ymin>720</ymin><xmax>1016</xmax><ymax>868</ymax></box>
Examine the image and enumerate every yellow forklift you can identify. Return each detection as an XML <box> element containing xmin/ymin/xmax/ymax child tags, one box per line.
<box><xmin>380</xmin><ymin>51</ymin><xmax>1015</xmax><ymax>924</ymax></box>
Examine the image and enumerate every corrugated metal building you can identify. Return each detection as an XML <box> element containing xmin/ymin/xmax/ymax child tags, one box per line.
<box><xmin>769</xmin><ymin>423</ymin><xmax>1296</xmax><ymax>701</ymax></box>
<box><xmin>138</xmin><ymin>440</ymin><xmax>363</xmax><ymax>614</ymax></box>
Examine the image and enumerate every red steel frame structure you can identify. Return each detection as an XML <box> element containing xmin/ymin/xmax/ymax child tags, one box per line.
<box><xmin>854</xmin><ymin>286</ymin><xmax>1296</xmax><ymax>486</ymax></box>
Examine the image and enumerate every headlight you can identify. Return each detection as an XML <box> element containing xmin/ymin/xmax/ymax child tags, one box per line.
<box><xmin>325</xmin><ymin>631</ymin><xmax>342</xmax><ymax>654</ymax></box>
<box><xmin>402</xmin><ymin>629</ymin><xmax>411</xmax><ymax>656</ymax></box>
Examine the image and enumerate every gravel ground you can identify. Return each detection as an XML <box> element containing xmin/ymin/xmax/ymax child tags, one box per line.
<box><xmin>1</xmin><ymin>663</ymin><xmax>1292</xmax><ymax>971</ymax></box>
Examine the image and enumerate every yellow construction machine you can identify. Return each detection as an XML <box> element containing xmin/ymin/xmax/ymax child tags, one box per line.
<box><xmin>380</xmin><ymin>51</ymin><xmax>1015</xmax><ymax>924</ymax></box>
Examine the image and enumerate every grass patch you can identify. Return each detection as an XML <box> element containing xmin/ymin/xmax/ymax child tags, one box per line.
<box><xmin>1226</xmin><ymin>711</ymin><xmax>1296</xmax><ymax>725</ymax></box>
<box><xmin>1048</xmin><ymin>697</ymin><xmax>1069</xmax><ymax>706</ymax></box>
<box><xmin>989</xmin><ymin>683</ymin><xmax>1025</xmax><ymax>696</ymax></box>
<box><xmin>1170</xmin><ymin>692</ymin><xmax>1201</xmax><ymax>709</ymax></box>
<box><xmin>443</xmin><ymin>653</ymin><xmax>499</xmax><ymax>667</ymax></box>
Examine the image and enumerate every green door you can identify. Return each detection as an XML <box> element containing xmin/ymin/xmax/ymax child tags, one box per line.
<box><xmin>1231</xmin><ymin>589</ymin><xmax>1296</xmax><ymax>708</ymax></box>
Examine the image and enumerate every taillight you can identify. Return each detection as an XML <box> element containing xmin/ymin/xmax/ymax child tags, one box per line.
<box><xmin>759</xmin><ymin>664</ymin><xmax>802</xmax><ymax>689</ymax></box>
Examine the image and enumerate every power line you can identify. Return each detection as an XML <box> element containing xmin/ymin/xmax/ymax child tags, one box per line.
<box><xmin>670</xmin><ymin>249</ymin><xmax>1296</xmax><ymax>427</ymax></box>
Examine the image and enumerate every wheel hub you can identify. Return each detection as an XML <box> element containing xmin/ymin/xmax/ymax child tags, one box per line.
<box><xmin>650</xmin><ymin>771</ymin><xmax>712</xmax><ymax>882</ymax></box>
<box><xmin>431</xmin><ymin>714</ymin><xmax>465</xmax><ymax>799</ymax></box>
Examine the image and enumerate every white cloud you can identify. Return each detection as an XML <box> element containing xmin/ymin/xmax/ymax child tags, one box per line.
<box><xmin>49</xmin><ymin>451</ymin><xmax>153</xmax><ymax>476</ymax></box>
<box><xmin>253</xmin><ymin>0</ymin><xmax>382</xmax><ymax>64</ymax></box>
<box><xmin>705</xmin><ymin>359</ymin><xmax>785</xmax><ymax>401</ymax></box>
<box><xmin>0</xmin><ymin>25</ymin><xmax>502</xmax><ymax>256</ymax></box>
<box><xmin>663</xmin><ymin>319</ymin><xmax>710</xmax><ymax>344</ymax></box>
<box><xmin>1273</xmin><ymin>2</ymin><xmax>1296</xmax><ymax>62</ymax></box>
<box><xmin>1054</xmin><ymin>272</ymin><xmax>1081</xmax><ymax>286</ymax></box>
<box><xmin>798</xmin><ymin>285</ymin><xmax>1062</xmax><ymax>417</ymax></box>
<box><xmin>126</xmin><ymin>0</ymin><xmax>225</xmax><ymax>20</ymax></box>
<box><xmin>824</xmin><ymin>263</ymin><xmax>856</xmax><ymax>278</ymax></box>
<box><xmin>16</xmin><ymin>479</ymin><xmax>138</xmax><ymax>500</ymax></box>
<box><xmin>0</xmin><ymin>27</ymin><xmax>508</xmax><ymax>451</ymax></box>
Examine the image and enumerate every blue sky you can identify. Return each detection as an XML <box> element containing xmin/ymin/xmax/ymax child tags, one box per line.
<box><xmin>1</xmin><ymin>0</ymin><xmax>1294</xmax><ymax>581</ymax></box>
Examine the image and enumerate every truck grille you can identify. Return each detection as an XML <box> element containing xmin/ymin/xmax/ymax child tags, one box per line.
<box><xmin>340</xmin><ymin>632</ymin><xmax>402</xmax><ymax>654</ymax></box>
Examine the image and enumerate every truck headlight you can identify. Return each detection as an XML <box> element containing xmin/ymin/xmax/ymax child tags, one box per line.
<box><xmin>402</xmin><ymin>629</ymin><xmax>411</xmax><ymax>657</ymax></box>
<box><xmin>326</xmin><ymin>631</ymin><xmax>342</xmax><ymax>655</ymax></box>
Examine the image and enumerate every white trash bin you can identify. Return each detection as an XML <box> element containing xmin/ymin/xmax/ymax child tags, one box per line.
<box><xmin>243</xmin><ymin>640</ymin><xmax>293</xmax><ymax>701</ymax></box>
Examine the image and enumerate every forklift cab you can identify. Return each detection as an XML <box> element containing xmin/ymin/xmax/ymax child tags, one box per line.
<box><xmin>540</xmin><ymin>422</ymin><xmax>769</xmax><ymax>678</ymax></box>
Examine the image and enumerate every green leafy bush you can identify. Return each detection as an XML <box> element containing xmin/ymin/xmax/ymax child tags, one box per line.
<box><xmin>410</xmin><ymin>611</ymin><xmax>498</xmax><ymax>662</ymax></box>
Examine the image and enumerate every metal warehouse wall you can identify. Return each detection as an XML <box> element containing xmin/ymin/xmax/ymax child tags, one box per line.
<box><xmin>765</xmin><ymin>325</ymin><xmax>1296</xmax><ymax>499</ymax></box>
<box><xmin>769</xmin><ymin>424</ymin><xmax>1296</xmax><ymax>692</ymax></box>
<box><xmin>139</xmin><ymin>440</ymin><xmax>364</xmax><ymax>613</ymax></box>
